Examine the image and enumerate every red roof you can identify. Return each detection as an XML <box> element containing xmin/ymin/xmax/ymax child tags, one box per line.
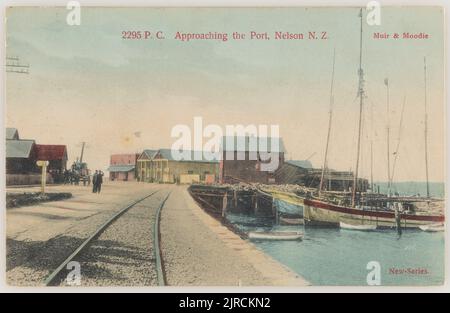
<box><xmin>35</xmin><ymin>144</ymin><xmax>67</xmax><ymax>161</ymax></box>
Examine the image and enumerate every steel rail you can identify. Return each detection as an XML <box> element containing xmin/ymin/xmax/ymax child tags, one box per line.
<box><xmin>44</xmin><ymin>189</ymin><xmax>161</xmax><ymax>286</ymax></box>
<box><xmin>153</xmin><ymin>192</ymin><xmax>171</xmax><ymax>286</ymax></box>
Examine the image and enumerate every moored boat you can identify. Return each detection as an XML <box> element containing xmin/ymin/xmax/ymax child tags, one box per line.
<box><xmin>248</xmin><ymin>231</ymin><xmax>303</xmax><ymax>241</ymax></box>
<box><xmin>279</xmin><ymin>216</ymin><xmax>304</xmax><ymax>225</ymax></box>
<box><xmin>340</xmin><ymin>221</ymin><xmax>377</xmax><ymax>231</ymax></box>
<box><xmin>259</xmin><ymin>188</ymin><xmax>305</xmax><ymax>217</ymax></box>
<box><xmin>300</xmin><ymin>10</ymin><xmax>445</xmax><ymax>230</ymax></box>
<box><xmin>304</xmin><ymin>198</ymin><xmax>444</xmax><ymax>229</ymax></box>
<box><xmin>419</xmin><ymin>223</ymin><xmax>445</xmax><ymax>232</ymax></box>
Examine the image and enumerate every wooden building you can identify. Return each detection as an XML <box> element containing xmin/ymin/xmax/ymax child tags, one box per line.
<box><xmin>137</xmin><ymin>149</ymin><xmax>218</xmax><ymax>184</ymax></box>
<box><xmin>5</xmin><ymin>139</ymin><xmax>38</xmax><ymax>174</ymax></box>
<box><xmin>136</xmin><ymin>149</ymin><xmax>159</xmax><ymax>182</ymax></box>
<box><xmin>274</xmin><ymin>160</ymin><xmax>312</xmax><ymax>184</ymax></box>
<box><xmin>275</xmin><ymin>160</ymin><xmax>369</xmax><ymax>192</ymax></box>
<box><xmin>6</xmin><ymin>127</ymin><xmax>19</xmax><ymax>140</ymax></box>
<box><xmin>5</xmin><ymin>128</ymin><xmax>69</xmax><ymax>185</ymax></box>
<box><xmin>35</xmin><ymin>145</ymin><xmax>68</xmax><ymax>172</ymax></box>
<box><xmin>219</xmin><ymin>136</ymin><xmax>286</xmax><ymax>184</ymax></box>
<box><xmin>108</xmin><ymin>153</ymin><xmax>139</xmax><ymax>181</ymax></box>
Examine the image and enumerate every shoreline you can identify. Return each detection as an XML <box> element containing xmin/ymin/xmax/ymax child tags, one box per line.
<box><xmin>177</xmin><ymin>186</ymin><xmax>309</xmax><ymax>286</ymax></box>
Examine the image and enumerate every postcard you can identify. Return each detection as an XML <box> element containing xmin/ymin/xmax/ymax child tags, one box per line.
<box><xmin>3</xmin><ymin>5</ymin><xmax>446</xmax><ymax>289</ymax></box>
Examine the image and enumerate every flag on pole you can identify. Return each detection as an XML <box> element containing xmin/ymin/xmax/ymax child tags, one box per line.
<box><xmin>384</xmin><ymin>78</ymin><xmax>389</xmax><ymax>86</ymax></box>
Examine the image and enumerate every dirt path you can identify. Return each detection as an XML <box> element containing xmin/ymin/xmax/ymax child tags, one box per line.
<box><xmin>63</xmin><ymin>191</ymin><xmax>171</xmax><ymax>286</ymax></box>
<box><xmin>160</xmin><ymin>186</ymin><xmax>309</xmax><ymax>286</ymax></box>
<box><xmin>6</xmin><ymin>182</ymin><xmax>160</xmax><ymax>286</ymax></box>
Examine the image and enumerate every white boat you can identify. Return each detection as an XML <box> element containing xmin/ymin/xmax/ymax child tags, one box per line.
<box><xmin>248</xmin><ymin>231</ymin><xmax>303</xmax><ymax>241</ymax></box>
<box><xmin>279</xmin><ymin>216</ymin><xmax>304</xmax><ymax>225</ymax></box>
<box><xmin>419</xmin><ymin>223</ymin><xmax>445</xmax><ymax>232</ymax></box>
<box><xmin>340</xmin><ymin>221</ymin><xmax>377</xmax><ymax>231</ymax></box>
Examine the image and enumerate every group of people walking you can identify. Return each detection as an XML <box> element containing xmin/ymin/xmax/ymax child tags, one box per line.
<box><xmin>92</xmin><ymin>170</ymin><xmax>104</xmax><ymax>193</ymax></box>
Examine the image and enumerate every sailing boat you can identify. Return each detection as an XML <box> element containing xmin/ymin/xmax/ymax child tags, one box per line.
<box><xmin>340</xmin><ymin>221</ymin><xmax>377</xmax><ymax>231</ymax></box>
<box><xmin>298</xmin><ymin>9</ymin><xmax>444</xmax><ymax>229</ymax></box>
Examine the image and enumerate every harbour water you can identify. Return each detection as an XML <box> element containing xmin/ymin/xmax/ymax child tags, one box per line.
<box><xmin>375</xmin><ymin>182</ymin><xmax>445</xmax><ymax>198</ymax></box>
<box><xmin>227</xmin><ymin>214</ymin><xmax>445</xmax><ymax>286</ymax></box>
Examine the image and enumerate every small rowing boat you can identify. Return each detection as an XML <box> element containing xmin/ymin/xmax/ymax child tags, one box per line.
<box><xmin>248</xmin><ymin>231</ymin><xmax>303</xmax><ymax>241</ymax></box>
<box><xmin>419</xmin><ymin>223</ymin><xmax>444</xmax><ymax>232</ymax></box>
<box><xmin>279</xmin><ymin>216</ymin><xmax>304</xmax><ymax>225</ymax></box>
<box><xmin>340</xmin><ymin>221</ymin><xmax>377</xmax><ymax>231</ymax></box>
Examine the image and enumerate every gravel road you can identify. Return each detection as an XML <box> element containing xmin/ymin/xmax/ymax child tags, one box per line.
<box><xmin>160</xmin><ymin>186</ymin><xmax>307</xmax><ymax>286</ymax></box>
<box><xmin>6</xmin><ymin>182</ymin><xmax>160</xmax><ymax>286</ymax></box>
<box><xmin>7</xmin><ymin>183</ymin><xmax>307</xmax><ymax>287</ymax></box>
<box><xmin>59</xmin><ymin>190</ymin><xmax>171</xmax><ymax>286</ymax></box>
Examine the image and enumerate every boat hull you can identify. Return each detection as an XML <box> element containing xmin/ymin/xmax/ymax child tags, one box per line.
<box><xmin>262</xmin><ymin>189</ymin><xmax>305</xmax><ymax>217</ymax></box>
<box><xmin>340</xmin><ymin>221</ymin><xmax>377</xmax><ymax>231</ymax></box>
<box><xmin>304</xmin><ymin>199</ymin><xmax>445</xmax><ymax>229</ymax></box>
<box><xmin>279</xmin><ymin>216</ymin><xmax>304</xmax><ymax>225</ymax></box>
<box><xmin>248</xmin><ymin>231</ymin><xmax>303</xmax><ymax>241</ymax></box>
<box><xmin>419</xmin><ymin>224</ymin><xmax>445</xmax><ymax>232</ymax></box>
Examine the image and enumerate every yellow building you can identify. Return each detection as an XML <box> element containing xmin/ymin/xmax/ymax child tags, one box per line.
<box><xmin>137</xmin><ymin>149</ymin><xmax>218</xmax><ymax>184</ymax></box>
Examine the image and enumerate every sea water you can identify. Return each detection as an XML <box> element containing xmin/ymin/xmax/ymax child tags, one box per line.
<box><xmin>226</xmin><ymin>193</ymin><xmax>445</xmax><ymax>286</ymax></box>
<box><xmin>375</xmin><ymin>181</ymin><xmax>445</xmax><ymax>198</ymax></box>
<box><xmin>228</xmin><ymin>214</ymin><xmax>444</xmax><ymax>286</ymax></box>
<box><xmin>226</xmin><ymin>182</ymin><xmax>445</xmax><ymax>286</ymax></box>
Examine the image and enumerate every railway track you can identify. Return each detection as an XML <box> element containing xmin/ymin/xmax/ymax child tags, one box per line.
<box><xmin>154</xmin><ymin>192</ymin><xmax>171</xmax><ymax>286</ymax></box>
<box><xmin>44</xmin><ymin>189</ymin><xmax>171</xmax><ymax>286</ymax></box>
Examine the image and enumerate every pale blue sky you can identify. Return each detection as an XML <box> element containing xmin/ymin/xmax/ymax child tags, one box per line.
<box><xmin>5</xmin><ymin>7</ymin><xmax>445</xmax><ymax>182</ymax></box>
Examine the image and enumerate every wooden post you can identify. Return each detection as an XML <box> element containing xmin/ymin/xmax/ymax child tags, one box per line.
<box><xmin>272</xmin><ymin>198</ymin><xmax>279</xmax><ymax>225</ymax></box>
<box><xmin>252</xmin><ymin>194</ymin><xmax>258</xmax><ymax>214</ymax></box>
<box><xmin>36</xmin><ymin>161</ymin><xmax>48</xmax><ymax>194</ymax></box>
<box><xmin>222</xmin><ymin>193</ymin><xmax>228</xmax><ymax>217</ymax></box>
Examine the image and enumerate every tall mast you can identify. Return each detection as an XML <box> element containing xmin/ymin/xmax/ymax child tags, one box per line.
<box><xmin>319</xmin><ymin>48</ymin><xmax>336</xmax><ymax>193</ymax></box>
<box><xmin>370</xmin><ymin>100</ymin><xmax>374</xmax><ymax>192</ymax></box>
<box><xmin>423</xmin><ymin>57</ymin><xmax>430</xmax><ymax>198</ymax></box>
<box><xmin>385</xmin><ymin>78</ymin><xmax>391</xmax><ymax>196</ymax></box>
<box><xmin>390</xmin><ymin>95</ymin><xmax>406</xmax><ymax>183</ymax></box>
<box><xmin>352</xmin><ymin>8</ymin><xmax>364</xmax><ymax>208</ymax></box>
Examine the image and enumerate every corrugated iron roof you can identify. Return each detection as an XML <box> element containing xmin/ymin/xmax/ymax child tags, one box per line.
<box><xmin>138</xmin><ymin>148</ymin><xmax>218</xmax><ymax>163</ymax></box>
<box><xmin>139</xmin><ymin>149</ymin><xmax>159</xmax><ymax>160</ymax></box>
<box><xmin>107</xmin><ymin>164</ymin><xmax>135</xmax><ymax>172</ymax></box>
<box><xmin>156</xmin><ymin>148</ymin><xmax>218</xmax><ymax>163</ymax></box>
<box><xmin>286</xmin><ymin>160</ymin><xmax>313</xmax><ymax>169</ymax></box>
<box><xmin>6</xmin><ymin>139</ymin><xmax>35</xmax><ymax>158</ymax></box>
<box><xmin>6</xmin><ymin>128</ymin><xmax>19</xmax><ymax>140</ymax></box>
<box><xmin>35</xmin><ymin>144</ymin><xmax>67</xmax><ymax>161</ymax></box>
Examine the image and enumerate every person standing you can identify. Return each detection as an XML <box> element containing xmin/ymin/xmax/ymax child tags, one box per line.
<box><xmin>92</xmin><ymin>170</ymin><xmax>98</xmax><ymax>193</ymax></box>
<box><xmin>96</xmin><ymin>171</ymin><xmax>104</xmax><ymax>193</ymax></box>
